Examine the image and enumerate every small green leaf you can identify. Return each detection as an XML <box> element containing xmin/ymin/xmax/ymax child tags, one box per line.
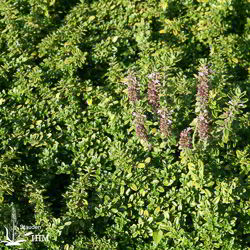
<box><xmin>138</xmin><ymin>217</ymin><xmax>143</xmax><ymax>225</ymax></box>
<box><xmin>0</xmin><ymin>98</ymin><xmax>5</xmax><ymax>105</ymax></box>
<box><xmin>154</xmin><ymin>207</ymin><xmax>161</xmax><ymax>214</ymax></box>
<box><xmin>213</xmin><ymin>196</ymin><xmax>220</xmax><ymax>204</ymax></box>
<box><xmin>145</xmin><ymin>157</ymin><xmax>151</xmax><ymax>164</ymax></box>
<box><xmin>139</xmin><ymin>209</ymin><xmax>144</xmax><ymax>215</ymax></box>
<box><xmin>120</xmin><ymin>186</ymin><xmax>124</xmax><ymax>195</ymax></box>
<box><xmin>112</xmin><ymin>36</ymin><xmax>119</xmax><ymax>43</ymax></box>
<box><xmin>139</xmin><ymin>189</ymin><xmax>146</xmax><ymax>197</ymax></box>
<box><xmin>152</xmin><ymin>180</ymin><xmax>159</xmax><ymax>185</ymax></box>
<box><xmin>56</xmin><ymin>125</ymin><xmax>62</xmax><ymax>131</ymax></box>
<box><xmin>86</xmin><ymin>87</ymin><xmax>93</xmax><ymax>91</ymax></box>
<box><xmin>190</xmin><ymin>118</ymin><xmax>197</xmax><ymax>127</ymax></box>
<box><xmin>131</xmin><ymin>184</ymin><xmax>138</xmax><ymax>191</ymax></box>
<box><xmin>126</xmin><ymin>173</ymin><xmax>132</xmax><ymax>179</ymax></box>
<box><xmin>198</xmin><ymin>160</ymin><xmax>204</xmax><ymax>179</ymax></box>
<box><xmin>232</xmin><ymin>58</ymin><xmax>238</xmax><ymax>63</ymax></box>
<box><xmin>49</xmin><ymin>0</ymin><xmax>56</xmax><ymax>6</ymax></box>
<box><xmin>36</xmin><ymin>120</ymin><xmax>42</xmax><ymax>126</ymax></box>
<box><xmin>215</xmin><ymin>120</ymin><xmax>225</xmax><ymax>126</ymax></box>
<box><xmin>202</xmin><ymin>189</ymin><xmax>212</xmax><ymax>197</ymax></box>
<box><xmin>223</xmin><ymin>129</ymin><xmax>229</xmax><ymax>143</ymax></box>
<box><xmin>64</xmin><ymin>221</ymin><xmax>71</xmax><ymax>226</ymax></box>
<box><xmin>153</xmin><ymin>230</ymin><xmax>163</xmax><ymax>245</ymax></box>
<box><xmin>88</xmin><ymin>16</ymin><xmax>96</xmax><ymax>22</ymax></box>
<box><xmin>219</xmin><ymin>113</ymin><xmax>228</xmax><ymax>119</ymax></box>
<box><xmin>158</xmin><ymin>186</ymin><xmax>165</xmax><ymax>193</ymax></box>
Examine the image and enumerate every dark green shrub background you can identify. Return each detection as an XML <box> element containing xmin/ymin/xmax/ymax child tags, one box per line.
<box><xmin>0</xmin><ymin>0</ymin><xmax>249</xmax><ymax>249</ymax></box>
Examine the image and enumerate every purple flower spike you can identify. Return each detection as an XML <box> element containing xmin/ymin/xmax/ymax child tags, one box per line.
<box><xmin>197</xmin><ymin>113</ymin><xmax>209</xmax><ymax>140</ymax></box>
<box><xmin>158</xmin><ymin>109</ymin><xmax>172</xmax><ymax>137</ymax></box>
<box><xmin>195</xmin><ymin>65</ymin><xmax>212</xmax><ymax>141</ymax></box>
<box><xmin>196</xmin><ymin>65</ymin><xmax>210</xmax><ymax>109</ymax></box>
<box><xmin>125</xmin><ymin>73</ymin><xmax>140</xmax><ymax>104</ymax></box>
<box><xmin>179</xmin><ymin>127</ymin><xmax>192</xmax><ymax>149</ymax></box>
<box><xmin>134</xmin><ymin>113</ymin><xmax>148</xmax><ymax>142</ymax></box>
<box><xmin>148</xmin><ymin>73</ymin><xmax>161</xmax><ymax>111</ymax></box>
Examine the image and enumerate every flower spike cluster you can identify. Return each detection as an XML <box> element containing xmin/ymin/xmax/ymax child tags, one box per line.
<box><xmin>124</xmin><ymin>71</ymin><xmax>174</xmax><ymax>147</ymax></box>
<box><xmin>148</xmin><ymin>73</ymin><xmax>173</xmax><ymax>138</ymax></box>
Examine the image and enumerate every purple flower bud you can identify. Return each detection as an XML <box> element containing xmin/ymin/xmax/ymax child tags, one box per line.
<box><xmin>125</xmin><ymin>73</ymin><xmax>140</xmax><ymax>104</ymax></box>
<box><xmin>196</xmin><ymin>65</ymin><xmax>210</xmax><ymax>109</ymax></box>
<box><xmin>158</xmin><ymin>109</ymin><xmax>172</xmax><ymax>137</ymax></box>
<box><xmin>148</xmin><ymin>73</ymin><xmax>161</xmax><ymax>111</ymax></box>
<box><xmin>179</xmin><ymin>127</ymin><xmax>192</xmax><ymax>149</ymax></box>
<box><xmin>197</xmin><ymin>113</ymin><xmax>209</xmax><ymax>140</ymax></box>
<box><xmin>134</xmin><ymin>113</ymin><xmax>148</xmax><ymax>142</ymax></box>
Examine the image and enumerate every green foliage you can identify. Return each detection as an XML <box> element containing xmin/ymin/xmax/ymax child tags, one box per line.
<box><xmin>0</xmin><ymin>0</ymin><xmax>249</xmax><ymax>249</ymax></box>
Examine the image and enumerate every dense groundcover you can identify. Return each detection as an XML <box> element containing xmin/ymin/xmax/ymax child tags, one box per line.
<box><xmin>0</xmin><ymin>0</ymin><xmax>249</xmax><ymax>249</ymax></box>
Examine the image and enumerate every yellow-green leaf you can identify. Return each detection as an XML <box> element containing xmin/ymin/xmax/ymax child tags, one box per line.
<box><xmin>158</xmin><ymin>186</ymin><xmax>165</xmax><ymax>193</ymax></box>
<box><xmin>36</xmin><ymin>120</ymin><xmax>42</xmax><ymax>126</ymax></box>
<box><xmin>126</xmin><ymin>173</ymin><xmax>132</xmax><ymax>179</ymax></box>
<box><xmin>49</xmin><ymin>0</ymin><xmax>56</xmax><ymax>6</ymax></box>
<box><xmin>112</xmin><ymin>36</ymin><xmax>119</xmax><ymax>43</ymax></box>
<box><xmin>137</xmin><ymin>163</ymin><xmax>145</xmax><ymax>168</ymax></box>
<box><xmin>232</xmin><ymin>58</ymin><xmax>238</xmax><ymax>63</ymax></box>
<box><xmin>56</xmin><ymin>125</ymin><xmax>61</xmax><ymax>131</ymax></box>
<box><xmin>120</xmin><ymin>186</ymin><xmax>124</xmax><ymax>195</ymax></box>
<box><xmin>214</xmin><ymin>196</ymin><xmax>220</xmax><ymax>204</ymax></box>
<box><xmin>86</xmin><ymin>87</ymin><xmax>93</xmax><ymax>91</ymax></box>
<box><xmin>203</xmin><ymin>189</ymin><xmax>212</xmax><ymax>197</ymax></box>
<box><xmin>0</xmin><ymin>196</ymin><xmax>4</xmax><ymax>203</ymax></box>
<box><xmin>145</xmin><ymin>157</ymin><xmax>151</xmax><ymax>164</ymax></box>
<box><xmin>88</xmin><ymin>16</ymin><xmax>96</xmax><ymax>22</ymax></box>
<box><xmin>155</xmin><ymin>207</ymin><xmax>161</xmax><ymax>214</ymax></box>
<box><xmin>87</xmin><ymin>99</ymin><xmax>92</xmax><ymax>105</ymax></box>
<box><xmin>131</xmin><ymin>184</ymin><xmax>138</xmax><ymax>191</ymax></box>
<box><xmin>153</xmin><ymin>230</ymin><xmax>163</xmax><ymax>245</ymax></box>
<box><xmin>139</xmin><ymin>189</ymin><xmax>146</xmax><ymax>197</ymax></box>
<box><xmin>151</xmin><ymin>128</ymin><xmax>157</xmax><ymax>134</ymax></box>
<box><xmin>0</xmin><ymin>98</ymin><xmax>5</xmax><ymax>105</ymax></box>
<box><xmin>160</xmin><ymin>1</ymin><xmax>168</xmax><ymax>11</ymax></box>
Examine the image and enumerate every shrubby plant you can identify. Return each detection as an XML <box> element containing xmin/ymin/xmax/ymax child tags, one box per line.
<box><xmin>0</xmin><ymin>0</ymin><xmax>249</xmax><ymax>249</ymax></box>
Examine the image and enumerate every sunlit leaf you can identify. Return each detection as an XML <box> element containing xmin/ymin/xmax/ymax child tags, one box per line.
<box><xmin>153</xmin><ymin>230</ymin><xmax>163</xmax><ymax>245</ymax></box>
